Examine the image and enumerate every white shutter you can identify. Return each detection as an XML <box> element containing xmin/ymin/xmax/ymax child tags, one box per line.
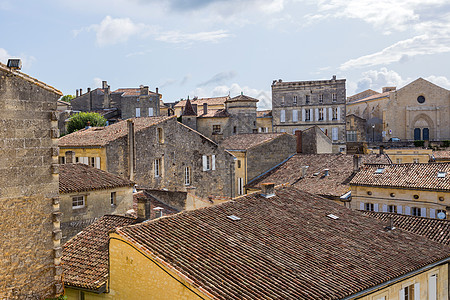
<box><xmin>280</xmin><ymin>129</ymin><xmax>286</xmax><ymax>133</ymax></box>
<box><xmin>337</xmin><ymin>107</ymin><xmax>341</xmax><ymax>120</ymax></box>
<box><xmin>258</xmin><ymin>127</ymin><xmax>261</xmax><ymax>133</ymax></box>
<box><xmin>328</xmin><ymin>107</ymin><xmax>332</xmax><ymax>121</ymax></box>
<box><xmin>136</xmin><ymin>108</ymin><xmax>141</xmax><ymax>117</ymax></box>
<box><xmin>202</xmin><ymin>155</ymin><xmax>207</xmax><ymax>171</ymax></box>
<box><xmin>148</xmin><ymin>107</ymin><xmax>154</xmax><ymax>116</ymax></box>
<box><xmin>374</xmin><ymin>203</ymin><xmax>379</xmax><ymax>212</ymax></box>
<box><xmin>332</xmin><ymin>127</ymin><xmax>338</xmax><ymax>141</ymax></box>
<box><xmin>292</xmin><ymin>110</ymin><xmax>298</xmax><ymax>122</ymax></box>
<box><xmin>309</xmin><ymin>109</ymin><xmax>313</xmax><ymax>121</ymax></box>
<box><xmin>211</xmin><ymin>155</ymin><xmax>216</xmax><ymax>170</ymax></box>
<box><xmin>428</xmin><ymin>274</ymin><xmax>437</xmax><ymax>300</ymax></box>
<box><xmin>360</xmin><ymin>202</ymin><xmax>364</xmax><ymax>210</ymax></box>
<box><xmin>323</xmin><ymin>108</ymin><xmax>327</xmax><ymax>121</ymax></box>
<box><xmin>315</xmin><ymin>108</ymin><xmax>319</xmax><ymax>121</ymax></box>
<box><xmin>280</xmin><ymin>110</ymin><xmax>286</xmax><ymax>123</ymax></box>
<box><xmin>421</xmin><ymin>207</ymin><xmax>427</xmax><ymax>217</ymax></box>
<box><xmin>302</xmin><ymin>109</ymin><xmax>306</xmax><ymax>121</ymax></box>
<box><xmin>265</xmin><ymin>127</ymin><xmax>269</xmax><ymax>132</ymax></box>
<box><xmin>405</xmin><ymin>206</ymin><xmax>411</xmax><ymax>215</ymax></box>
<box><xmin>414</xmin><ymin>283</ymin><xmax>420</xmax><ymax>300</ymax></box>
<box><xmin>95</xmin><ymin>157</ymin><xmax>100</xmax><ymax>169</ymax></box>
<box><xmin>398</xmin><ymin>205</ymin><xmax>402</xmax><ymax>214</ymax></box>
<box><xmin>430</xmin><ymin>208</ymin><xmax>436</xmax><ymax>218</ymax></box>
<box><xmin>382</xmin><ymin>204</ymin><xmax>387</xmax><ymax>212</ymax></box>
<box><xmin>399</xmin><ymin>288</ymin><xmax>405</xmax><ymax>300</ymax></box>
<box><xmin>81</xmin><ymin>157</ymin><xmax>88</xmax><ymax>165</ymax></box>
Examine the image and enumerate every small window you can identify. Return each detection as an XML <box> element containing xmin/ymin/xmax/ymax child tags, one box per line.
<box><xmin>412</xmin><ymin>207</ymin><xmax>421</xmax><ymax>216</ymax></box>
<box><xmin>439</xmin><ymin>196</ymin><xmax>444</xmax><ymax>201</ymax></box>
<box><xmin>388</xmin><ymin>205</ymin><xmax>397</xmax><ymax>213</ymax></box>
<box><xmin>347</xmin><ymin>131</ymin><xmax>357</xmax><ymax>142</ymax></box>
<box><xmin>413</xmin><ymin>194</ymin><xmax>419</xmax><ymax>199</ymax></box>
<box><xmin>332</xmin><ymin>93</ymin><xmax>337</xmax><ymax>102</ymax></box>
<box><xmin>135</xmin><ymin>108</ymin><xmax>141</xmax><ymax>117</ymax></box>
<box><xmin>90</xmin><ymin>157</ymin><xmax>95</xmax><ymax>167</ymax></box>
<box><xmin>332</xmin><ymin>107</ymin><xmax>338</xmax><ymax>120</ymax></box>
<box><xmin>72</xmin><ymin>196</ymin><xmax>85</xmax><ymax>209</ymax></box>
<box><xmin>154</xmin><ymin>158</ymin><xmax>161</xmax><ymax>177</ymax></box>
<box><xmin>184</xmin><ymin>166</ymin><xmax>191</xmax><ymax>185</ymax></box>
<box><xmin>367</xmin><ymin>191</ymin><xmax>372</xmax><ymax>195</ymax></box>
<box><xmin>305</xmin><ymin>109</ymin><xmax>311</xmax><ymax>121</ymax></box>
<box><xmin>59</xmin><ymin>156</ymin><xmax>66</xmax><ymax>164</ymax></box>
<box><xmin>233</xmin><ymin>126</ymin><xmax>237</xmax><ymax>134</ymax></box>
<box><xmin>281</xmin><ymin>96</ymin><xmax>285</xmax><ymax>106</ymax></box>
<box><xmin>318</xmin><ymin>94</ymin><xmax>324</xmax><ymax>104</ymax></box>
<box><xmin>305</xmin><ymin>95</ymin><xmax>310</xmax><ymax>104</ymax></box>
<box><xmin>417</xmin><ymin>95</ymin><xmax>425</xmax><ymax>104</ymax></box>
<box><xmin>396</xmin><ymin>158</ymin><xmax>402</xmax><ymax>163</ymax></box>
<box><xmin>390</xmin><ymin>193</ymin><xmax>395</xmax><ymax>197</ymax></box>
<box><xmin>110</xmin><ymin>192</ymin><xmax>116</xmax><ymax>206</ymax></box>
<box><xmin>202</xmin><ymin>155</ymin><xmax>215</xmax><ymax>171</ymax></box>
<box><xmin>237</xmin><ymin>160</ymin><xmax>241</xmax><ymax>168</ymax></box>
<box><xmin>403</xmin><ymin>284</ymin><xmax>415</xmax><ymax>300</ymax></box>
<box><xmin>280</xmin><ymin>110</ymin><xmax>286</xmax><ymax>123</ymax></box>
<box><xmin>318</xmin><ymin>108</ymin><xmax>324</xmax><ymax>121</ymax></box>
<box><xmin>437</xmin><ymin>172</ymin><xmax>446</xmax><ymax>178</ymax></box>
<box><xmin>238</xmin><ymin>178</ymin><xmax>244</xmax><ymax>195</ymax></box>
<box><xmin>157</xmin><ymin>128</ymin><xmax>164</xmax><ymax>144</ymax></box>
<box><xmin>213</xmin><ymin>125</ymin><xmax>221</xmax><ymax>134</ymax></box>
<box><xmin>148</xmin><ymin>107</ymin><xmax>154</xmax><ymax>117</ymax></box>
<box><xmin>293</xmin><ymin>96</ymin><xmax>297</xmax><ymax>104</ymax></box>
<box><xmin>412</xmin><ymin>158</ymin><xmax>419</xmax><ymax>163</ymax></box>
<box><xmin>365</xmin><ymin>203</ymin><xmax>374</xmax><ymax>211</ymax></box>
<box><xmin>437</xmin><ymin>209</ymin><xmax>447</xmax><ymax>219</ymax></box>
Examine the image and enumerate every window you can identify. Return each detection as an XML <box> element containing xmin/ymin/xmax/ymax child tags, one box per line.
<box><xmin>233</xmin><ymin>126</ymin><xmax>237</xmax><ymax>134</ymax></box>
<box><xmin>437</xmin><ymin>209</ymin><xmax>447</xmax><ymax>219</ymax></box>
<box><xmin>213</xmin><ymin>125</ymin><xmax>221</xmax><ymax>134</ymax></box>
<box><xmin>417</xmin><ymin>95</ymin><xmax>425</xmax><ymax>104</ymax></box>
<box><xmin>184</xmin><ymin>167</ymin><xmax>191</xmax><ymax>185</ymax></box>
<box><xmin>332</xmin><ymin>127</ymin><xmax>338</xmax><ymax>141</ymax></box>
<box><xmin>347</xmin><ymin>130</ymin><xmax>357</xmax><ymax>142</ymax></box>
<box><xmin>388</xmin><ymin>205</ymin><xmax>397</xmax><ymax>213</ymax></box>
<box><xmin>318</xmin><ymin>108</ymin><xmax>324</xmax><ymax>121</ymax></box>
<box><xmin>202</xmin><ymin>155</ymin><xmax>215</xmax><ymax>171</ymax></box>
<box><xmin>237</xmin><ymin>160</ymin><xmax>241</xmax><ymax>168</ymax></box>
<box><xmin>135</xmin><ymin>107</ymin><xmax>141</xmax><ymax>117</ymax></box>
<box><xmin>305</xmin><ymin>109</ymin><xmax>311</xmax><ymax>121</ymax></box>
<box><xmin>401</xmin><ymin>283</ymin><xmax>419</xmax><ymax>300</ymax></box>
<box><xmin>72</xmin><ymin>196</ymin><xmax>85</xmax><ymax>209</ymax></box>
<box><xmin>413</xmin><ymin>158</ymin><xmax>419</xmax><ymax>163</ymax></box>
<box><xmin>332</xmin><ymin>107</ymin><xmax>338</xmax><ymax>120</ymax></box>
<box><xmin>293</xmin><ymin>96</ymin><xmax>297</xmax><ymax>104</ymax></box>
<box><xmin>157</xmin><ymin>128</ymin><xmax>164</xmax><ymax>143</ymax></box>
<box><xmin>110</xmin><ymin>192</ymin><xmax>116</xmax><ymax>206</ymax></box>
<box><xmin>154</xmin><ymin>158</ymin><xmax>161</xmax><ymax>177</ymax></box>
<box><xmin>90</xmin><ymin>157</ymin><xmax>95</xmax><ymax>167</ymax></box>
<box><xmin>280</xmin><ymin>110</ymin><xmax>286</xmax><ymax>123</ymax></box>
<box><xmin>305</xmin><ymin>95</ymin><xmax>310</xmax><ymax>104</ymax></box>
<box><xmin>148</xmin><ymin>107</ymin><xmax>154</xmax><ymax>116</ymax></box>
<box><xmin>238</xmin><ymin>178</ymin><xmax>244</xmax><ymax>195</ymax></box>
<box><xmin>292</xmin><ymin>110</ymin><xmax>298</xmax><ymax>122</ymax></box>
<box><xmin>59</xmin><ymin>156</ymin><xmax>66</xmax><ymax>164</ymax></box>
<box><xmin>365</xmin><ymin>203</ymin><xmax>374</xmax><ymax>211</ymax></box>
<box><xmin>318</xmin><ymin>94</ymin><xmax>324</xmax><ymax>104</ymax></box>
<box><xmin>396</xmin><ymin>158</ymin><xmax>402</xmax><ymax>163</ymax></box>
<box><xmin>412</xmin><ymin>207</ymin><xmax>421</xmax><ymax>216</ymax></box>
<box><xmin>332</xmin><ymin>93</ymin><xmax>337</xmax><ymax>102</ymax></box>
<box><xmin>281</xmin><ymin>96</ymin><xmax>285</xmax><ymax>106</ymax></box>
<box><xmin>428</xmin><ymin>274</ymin><xmax>437</xmax><ymax>300</ymax></box>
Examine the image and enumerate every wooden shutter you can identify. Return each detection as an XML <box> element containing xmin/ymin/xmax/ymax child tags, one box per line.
<box><xmin>421</xmin><ymin>207</ymin><xmax>427</xmax><ymax>217</ymax></box>
<box><xmin>302</xmin><ymin>109</ymin><xmax>306</xmax><ymax>121</ymax></box>
<box><xmin>95</xmin><ymin>157</ymin><xmax>101</xmax><ymax>169</ymax></box>
<box><xmin>414</xmin><ymin>283</ymin><xmax>420</xmax><ymax>300</ymax></box>
<box><xmin>428</xmin><ymin>274</ymin><xmax>437</xmax><ymax>300</ymax></box>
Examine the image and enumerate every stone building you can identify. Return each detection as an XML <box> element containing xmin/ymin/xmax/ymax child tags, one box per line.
<box><xmin>174</xmin><ymin>95</ymin><xmax>229</xmax><ymax>117</ymax></box>
<box><xmin>0</xmin><ymin>61</ymin><xmax>63</xmax><ymax>298</ymax></box>
<box><xmin>271</xmin><ymin>76</ymin><xmax>347</xmax><ymax>153</ymax></box>
<box><xmin>70</xmin><ymin>81</ymin><xmax>161</xmax><ymax>121</ymax></box>
<box><xmin>256</xmin><ymin>110</ymin><xmax>272</xmax><ymax>133</ymax></box>
<box><xmin>59</xmin><ymin>153</ymin><xmax>134</xmax><ymax>243</ymax></box>
<box><xmin>59</xmin><ymin>116</ymin><xmax>236</xmax><ymax>201</ymax></box>
<box><xmin>295</xmin><ymin>126</ymin><xmax>333</xmax><ymax>154</ymax></box>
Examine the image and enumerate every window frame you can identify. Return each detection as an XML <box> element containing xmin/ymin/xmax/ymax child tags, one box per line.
<box><xmin>110</xmin><ymin>192</ymin><xmax>116</xmax><ymax>206</ymax></box>
<box><xmin>72</xmin><ymin>195</ymin><xmax>85</xmax><ymax>209</ymax></box>
<box><xmin>184</xmin><ymin>166</ymin><xmax>191</xmax><ymax>186</ymax></box>
<box><xmin>154</xmin><ymin>158</ymin><xmax>161</xmax><ymax>177</ymax></box>
<box><xmin>212</xmin><ymin>124</ymin><xmax>221</xmax><ymax>134</ymax></box>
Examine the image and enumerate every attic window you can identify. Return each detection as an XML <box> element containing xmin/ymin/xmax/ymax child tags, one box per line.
<box><xmin>227</xmin><ymin>215</ymin><xmax>241</xmax><ymax>221</ymax></box>
<box><xmin>437</xmin><ymin>172</ymin><xmax>446</xmax><ymax>178</ymax></box>
<box><xmin>327</xmin><ymin>214</ymin><xmax>339</xmax><ymax>220</ymax></box>
<box><xmin>375</xmin><ymin>168</ymin><xmax>385</xmax><ymax>174</ymax></box>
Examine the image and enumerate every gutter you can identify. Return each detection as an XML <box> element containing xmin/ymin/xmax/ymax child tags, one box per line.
<box><xmin>342</xmin><ymin>257</ymin><xmax>450</xmax><ymax>300</ymax></box>
<box><xmin>64</xmin><ymin>283</ymin><xmax>107</xmax><ymax>294</ymax></box>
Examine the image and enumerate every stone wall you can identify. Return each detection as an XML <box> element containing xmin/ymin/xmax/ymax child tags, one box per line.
<box><xmin>0</xmin><ymin>65</ymin><xmax>62</xmax><ymax>298</ymax></box>
<box><xmin>120</xmin><ymin>93</ymin><xmax>160</xmax><ymax>120</ymax></box>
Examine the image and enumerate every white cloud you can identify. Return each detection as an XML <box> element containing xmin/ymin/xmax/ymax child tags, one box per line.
<box><xmin>0</xmin><ymin>48</ymin><xmax>10</xmax><ymax>64</ymax></box>
<box><xmin>92</xmin><ymin>77</ymin><xmax>103</xmax><ymax>88</ymax></box>
<box><xmin>425</xmin><ymin>75</ymin><xmax>450</xmax><ymax>89</ymax></box>
<box><xmin>351</xmin><ymin>68</ymin><xmax>409</xmax><ymax>94</ymax></box>
<box><xmin>156</xmin><ymin>29</ymin><xmax>231</xmax><ymax>44</ymax></box>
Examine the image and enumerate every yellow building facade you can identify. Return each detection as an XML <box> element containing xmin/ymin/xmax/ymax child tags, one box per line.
<box><xmin>59</xmin><ymin>147</ymin><xmax>107</xmax><ymax>170</ymax></box>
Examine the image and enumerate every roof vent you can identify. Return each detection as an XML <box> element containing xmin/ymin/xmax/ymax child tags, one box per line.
<box><xmin>260</xmin><ymin>183</ymin><xmax>275</xmax><ymax>198</ymax></box>
<box><xmin>153</xmin><ymin>206</ymin><xmax>164</xmax><ymax>218</ymax></box>
<box><xmin>437</xmin><ymin>172</ymin><xmax>446</xmax><ymax>178</ymax></box>
<box><xmin>7</xmin><ymin>59</ymin><xmax>22</xmax><ymax>70</ymax></box>
<box><xmin>327</xmin><ymin>214</ymin><xmax>339</xmax><ymax>220</ymax></box>
<box><xmin>227</xmin><ymin>215</ymin><xmax>241</xmax><ymax>221</ymax></box>
<box><xmin>375</xmin><ymin>167</ymin><xmax>385</xmax><ymax>174</ymax></box>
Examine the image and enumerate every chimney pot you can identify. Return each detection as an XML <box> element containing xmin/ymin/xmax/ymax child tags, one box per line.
<box><xmin>102</xmin><ymin>80</ymin><xmax>108</xmax><ymax>89</ymax></box>
<box><xmin>76</xmin><ymin>90</ymin><xmax>79</xmax><ymax>97</ymax></box>
<box><xmin>137</xmin><ymin>196</ymin><xmax>150</xmax><ymax>221</ymax></box>
<box><xmin>87</xmin><ymin>87</ymin><xmax>91</xmax><ymax>93</ymax></box>
<box><xmin>156</xmin><ymin>87</ymin><xmax>159</xmax><ymax>94</ymax></box>
<box><xmin>65</xmin><ymin>151</ymin><xmax>76</xmax><ymax>164</ymax></box>
<box><xmin>261</xmin><ymin>183</ymin><xmax>275</xmax><ymax>198</ymax></box>
<box><xmin>80</xmin><ymin>88</ymin><xmax>82</xmax><ymax>95</ymax></box>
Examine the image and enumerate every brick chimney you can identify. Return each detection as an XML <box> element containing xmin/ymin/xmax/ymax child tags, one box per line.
<box><xmin>353</xmin><ymin>154</ymin><xmax>362</xmax><ymax>172</ymax></box>
<box><xmin>261</xmin><ymin>183</ymin><xmax>275</xmax><ymax>198</ymax></box>
<box><xmin>65</xmin><ymin>151</ymin><xmax>76</xmax><ymax>164</ymax></box>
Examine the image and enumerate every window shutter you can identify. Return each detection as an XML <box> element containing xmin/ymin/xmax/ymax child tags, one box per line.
<box><xmin>95</xmin><ymin>157</ymin><xmax>100</xmax><ymax>169</ymax></box>
<box><xmin>323</xmin><ymin>108</ymin><xmax>327</xmax><ymax>121</ymax></box>
<box><xmin>292</xmin><ymin>110</ymin><xmax>298</xmax><ymax>122</ymax></box>
<box><xmin>405</xmin><ymin>206</ymin><xmax>411</xmax><ymax>215</ymax></box>
<box><xmin>428</xmin><ymin>274</ymin><xmax>437</xmax><ymax>300</ymax></box>
<box><xmin>421</xmin><ymin>207</ymin><xmax>427</xmax><ymax>217</ymax></box>
<box><xmin>399</xmin><ymin>288</ymin><xmax>405</xmax><ymax>300</ymax></box>
<box><xmin>359</xmin><ymin>202</ymin><xmax>364</xmax><ymax>210</ymax></box>
<box><xmin>149</xmin><ymin>107</ymin><xmax>154</xmax><ymax>117</ymax></box>
<box><xmin>382</xmin><ymin>204</ymin><xmax>387</xmax><ymax>212</ymax></box>
<box><xmin>374</xmin><ymin>203</ymin><xmax>379</xmax><ymax>212</ymax></box>
<box><xmin>315</xmin><ymin>108</ymin><xmax>319</xmax><ymax>121</ymax></box>
<box><xmin>211</xmin><ymin>155</ymin><xmax>216</xmax><ymax>170</ymax></box>
<box><xmin>414</xmin><ymin>283</ymin><xmax>420</xmax><ymax>300</ymax></box>
<box><xmin>83</xmin><ymin>157</ymin><xmax>89</xmax><ymax>165</ymax></box>
<box><xmin>136</xmin><ymin>108</ymin><xmax>141</xmax><ymax>117</ymax></box>
<box><xmin>430</xmin><ymin>208</ymin><xmax>436</xmax><ymax>218</ymax></box>
<box><xmin>337</xmin><ymin>107</ymin><xmax>340</xmax><ymax>120</ymax></box>
<box><xmin>202</xmin><ymin>155</ymin><xmax>207</xmax><ymax>171</ymax></box>
<box><xmin>302</xmin><ymin>109</ymin><xmax>306</xmax><ymax>121</ymax></box>
<box><xmin>397</xmin><ymin>205</ymin><xmax>402</xmax><ymax>214</ymax></box>
<box><xmin>309</xmin><ymin>109</ymin><xmax>313</xmax><ymax>121</ymax></box>
<box><xmin>280</xmin><ymin>110</ymin><xmax>285</xmax><ymax>123</ymax></box>
<box><xmin>258</xmin><ymin>127</ymin><xmax>261</xmax><ymax>133</ymax></box>
<box><xmin>328</xmin><ymin>107</ymin><xmax>332</xmax><ymax>121</ymax></box>
<box><xmin>332</xmin><ymin>127</ymin><xmax>338</xmax><ymax>141</ymax></box>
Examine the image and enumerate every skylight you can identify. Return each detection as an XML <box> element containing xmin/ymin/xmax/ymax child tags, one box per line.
<box><xmin>227</xmin><ymin>215</ymin><xmax>241</xmax><ymax>221</ymax></box>
<box><xmin>327</xmin><ymin>214</ymin><xmax>339</xmax><ymax>220</ymax></box>
<box><xmin>374</xmin><ymin>168</ymin><xmax>385</xmax><ymax>174</ymax></box>
<box><xmin>437</xmin><ymin>172</ymin><xmax>447</xmax><ymax>178</ymax></box>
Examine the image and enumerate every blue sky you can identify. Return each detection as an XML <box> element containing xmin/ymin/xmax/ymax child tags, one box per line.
<box><xmin>1</xmin><ymin>0</ymin><xmax>450</xmax><ymax>109</ymax></box>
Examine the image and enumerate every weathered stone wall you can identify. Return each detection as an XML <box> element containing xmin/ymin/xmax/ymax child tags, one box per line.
<box><xmin>246</xmin><ymin>134</ymin><xmax>296</xmax><ymax>181</ymax></box>
<box><xmin>120</xmin><ymin>94</ymin><xmax>160</xmax><ymax>120</ymax></box>
<box><xmin>0</xmin><ymin>67</ymin><xmax>61</xmax><ymax>298</ymax></box>
<box><xmin>144</xmin><ymin>189</ymin><xmax>187</xmax><ymax>211</ymax></box>
<box><xmin>346</xmin><ymin>114</ymin><xmax>367</xmax><ymax>142</ymax></box>
<box><xmin>224</xmin><ymin>104</ymin><xmax>258</xmax><ymax>137</ymax></box>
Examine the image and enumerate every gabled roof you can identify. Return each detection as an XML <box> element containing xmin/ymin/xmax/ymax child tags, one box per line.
<box><xmin>225</xmin><ymin>94</ymin><xmax>259</xmax><ymax>103</ymax></box>
<box><xmin>116</xmin><ymin>186</ymin><xmax>450</xmax><ymax>300</ymax></box>
<box><xmin>59</xmin><ymin>116</ymin><xmax>173</xmax><ymax>147</ymax></box>
<box><xmin>197</xmin><ymin>108</ymin><xmax>230</xmax><ymax>118</ymax></box>
<box><xmin>63</xmin><ymin>215</ymin><xmax>139</xmax><ymax>291</ymax></box>
<box><xmin>220</xmin><ymin>133</ymin><xmax>286</xmax><ymax>151</ymax></box>
<box><xmin>363</xmin><ymin>211</ymin><xmax>450</xmax><ymax>245</ymax></box>
<box><xmin>347</xmin><ymin>91</ymin><xmax>390</xmax><ymax>105</ymax></box>
<box><xmin>350</xmin><ymin>162</ymin><xmax>450</xmax><ymax>191</ymax></box>
<box><xmin>0</xmin><ymin>62</ymin><xmax>62</xmax><ymax>96</ymax></box>
<box><xmin>247</xmin><ymin>154</ymin><xmax>390</xmax><ymax>198</ymax></box>
<box><xmin>174</xmin><ymin>96</ymin><xmax>229</xmax><ymax>108</ymax></box>
<box><xmin>182</xmin><ymin>98</ymin><xmax>197</xmax><ymax>116</ymax></box>
<box><xmin>59</xmin><ymin>164</ymin><xmax>134</xmax><ymax>194</ymax></box>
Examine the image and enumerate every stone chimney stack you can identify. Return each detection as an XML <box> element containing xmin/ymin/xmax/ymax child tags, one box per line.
<box><xmin>155</xmin><ymin>87</ymin><xmax>159</xmax><ymax>95</ymax></box>
<box><xmin>87</xmin><ymin>87</ymin><xmax>91</xmax><ymax>93</ymax></box>
<box><xmin>261</xmin><ymin>183</ymin><xmax>275</xmax><ymax>198</ymax></box>
<box><xmin>76</xmin><ymin>89</ymin><xmax>79</xmax><ymax>97</ymax></box>
<box><xmin>203</xmin><ymin>103</ymin><xmax>208</xmax><ymax>115</ymax></box>
<box><xmin>102</xmin><ymin>81</ymin><xmax>108</xmax><ymax>89</ymax></box>
<box><xmin>103</xmin><ymin>81</ymin><xmax>110</xmax><ymax>108</ymax></box>
<box><xmin>65</xmin><ymin>151</ymin><xmax>76</xmax><ymax>164</ymax></box>
<box><xmin>140</xmin><ymin>86</ymin><xmax>149</xmax><ymax>96</ymax></box>
<box><xmin>127</xmin><ymin>119</ymin><xmax>136</xmax><ymax>181</ymax></box>
<box><xmin>137</xmin><ymin>196</ymin><xmax>150</xmax><ymax>221</ymax></box>
<box><xmin>353</xmin><ymin>154</ymin><xmax>362</xmax><ymax>172</ymax></box>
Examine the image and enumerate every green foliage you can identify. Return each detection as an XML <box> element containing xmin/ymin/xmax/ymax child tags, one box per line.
<box><xmin>67</xmin><ymin>112</ymin><xmax>107</xmax><ymax>134</ymax></box>
<box><xmin>414</xmin><ymin>140</ymin><xmax>425</xmax><ymax>147</ymax></box>
<box><xmin>60</xmin><ymin>95</ymin><xmax>75</xmax><ymax>103</ymax></box>
<box><xmin>46</xmin><ymin>295</ymin><xmax>67</xmax><ymax>300</ymax></box>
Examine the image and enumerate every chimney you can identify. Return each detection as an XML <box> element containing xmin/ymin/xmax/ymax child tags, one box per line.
<box><xmin>353</xmin><ymin>154</ymin><xmax>362</xmax><ymax>172</ymax></box>
<box><xmin>137</xmin><ymin>196</ymin><xmax>150</xmax><ymax>221</ymax></box>
<box><xmin>385</xmin><ymin>215</ymin><xmax>396</xmax><ymax>231</ymax></box>
<box><xmin>324</xmin><ymin>169</ymin><xmax>329</xmax><ymax>176</ymax></box>
<box><xmin>87</xmin><ymin>87</ymin><xmax>91</xmax><ymax>93</ymax></box>
<box><xmin>261</xmin><ymin>183</ymin><xmax>275</xmax><ymax>198</ymax></box>
<box><xmin>192</xmin><ymin>104</ymin><xmax>198</xmax><ymax>114</ymax></box>
<box><xmin>65</xmin><ymin>151</ymin><xmax>76</xmax><ymax>164</ymax></box>
<box><xmin>127</xmin><ymin>120</ymin><xmax>136</xmax><ymax>181</ymax></box>
<box><xmin>103</xmin><ymin>83</ymin><xmax>110</xmax><ymax>108</ymax></box>
<box><xmin>155</xmin><ymin>87</ymin><xmax>159</xmax><ymax>95</ymax></box>
<box><xmin>140</xmin><ymin>85</ymin><xmax>149</xmax><ymax>95</ymax></box>
<box><xmin>76</xmin><ymin>89</ymin><xmax>79</xmax><ymax>97</ymax></box>
<box><xmin>203</xmin><ymin>103</ymin><xmax>208</xmax><ymax>115</ymax></box>
<box><xmin>102</xmin><ymin>80</ymin><xmax>108</xmax><ymax>89</ymax></box>
<box><xmin>80</xmin><ymin>88</ymin><xmax>83</xmax><ymax>95</ymax></box>
<box><xmin>295</xmin><ymin>130</ymin><xmax>302</xmax><ymax>153</ymax></box>
<box><xmin>332</xmin><ymin>75</ymin><xmax>336</xmax><ymax>80</ymax></box>
<box><xmin>301</xmin><ymin>166</ymin><xmax>309</xmax><ymax>178</ymax></box>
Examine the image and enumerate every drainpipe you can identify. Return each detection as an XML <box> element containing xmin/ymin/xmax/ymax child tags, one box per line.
<box><xmin>127</xmin><ymin>119</ymin><xmax>136</xmax><ymax>181</ymax></box>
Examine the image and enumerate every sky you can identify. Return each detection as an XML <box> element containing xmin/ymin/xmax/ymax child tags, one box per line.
<box><xmin>1</xmin><ymin>0</ymin><xmax>450</xmax><ymax>109</ymax></box>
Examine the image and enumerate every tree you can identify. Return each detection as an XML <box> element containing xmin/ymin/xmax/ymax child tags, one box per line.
<box><xmin>60</xmin><ymin>95</ymin><xmax>75</xmax><ymax>103</ymax></box>
<box><xmin>67</xmin><ymin>112</ymin><xmax>107</xmax><ymax>134</ymax></box>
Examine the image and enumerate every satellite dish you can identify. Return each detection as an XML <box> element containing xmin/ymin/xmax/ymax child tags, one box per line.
<box><xmin>437</xmin><ymin>212</ymin><xmax>446</xmax><ymax>219</ymax></box>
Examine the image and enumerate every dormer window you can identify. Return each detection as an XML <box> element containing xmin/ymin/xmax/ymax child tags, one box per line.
<box><xmin>375</xmin><ymin>168</ymin><xmax>385</xmax><ymax>174</ymax></box>
<box><xmin>437</xmin><ymin>172</ymin><xmax>446</xmax><ymax>178</ymax></box>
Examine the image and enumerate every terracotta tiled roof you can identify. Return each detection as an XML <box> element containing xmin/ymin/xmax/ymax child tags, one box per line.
<box><xmin>174</xmin><ymin>96</ymin><xmax>229</xmax><ymax>108</ymax></box>
<box><xmin>62</xmin><ymin>215</ymin><xmax>139</xmax><ymax>291</ymax></box>
<box><xmin>132</xmin><ymin>191</ymin><xmax>180</xmax><ymax>219</ymax></box>
<box><xmin>220</xmin><ymin>133</ymin><xmax>286</xmax><ymax>150</ymax></box>
<box><xmin>350</xmin><ymin>163</ymin><xmax>450</xmax><ymax>191</ymax></box>
<box><xmin>197</xmin><ymin>108</ymin><xmax>230</xmax><ymax>118</ymax></box>
<box><xmin>433</xmin><ymin>150</ymin><xmax>450</xmax><ymax>160</ymax></box>
<box><xmin>347</xmin><ymin>91</ymin><xmax>390</xmax><ymax>105</ymax></box>
<box><xmin>225</xmin><ymin>94</ymin><xmax>259</xmax><ymax>103</ymax></box>
<box><xmin>112</xmin><ymin>88</ymin><xmax>157</xmax><ymax>96</ymax></box>
<box><xmin>247</xmin><ymin>154</ymin><xmax>390</xmax><ymax>197</ymax></box>
<box><xmin>0</xmin><ymin>62</ymin><xmax>62</xmax><ymax>96</ymax></box>
<box><xmin>363</xmin><ymin>211</ymin><xmax>450</xmax><ymax>245</ymax></box>
<box><xmin>116</xmin><ymin>186</ymin><xmax>450</xmax><ymax>300</ymax></box>
<box><xmin>256</xmin><ymin>110</ymin><xmax>272</xmax><ymax>117</ymax></box>
<box><xmin>59</xmin><ymin>164</ymin><xmax>134</xmax><ymax>194</ymax></box>
<box><xmin>59</xmin><ymin>116</ymin><xmax>173</xmax><ymax>147</ymax></box>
